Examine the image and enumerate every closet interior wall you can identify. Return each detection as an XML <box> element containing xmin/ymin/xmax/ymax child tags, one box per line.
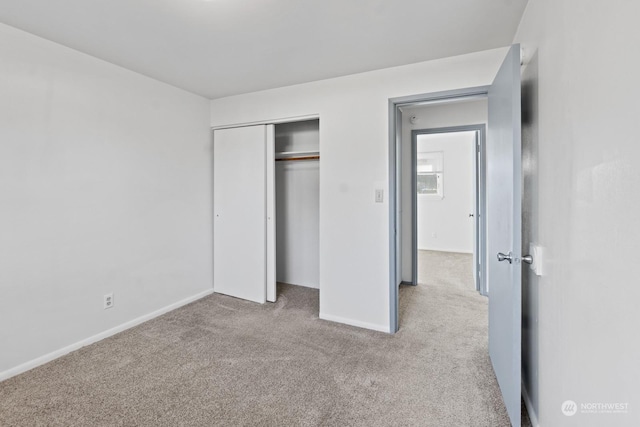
<box><xmin>275</xmin><ymin>120</ymin><xmax>320</xmax><ymax>289</ymax></box>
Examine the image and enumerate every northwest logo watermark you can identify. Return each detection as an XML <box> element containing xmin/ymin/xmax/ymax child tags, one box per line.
<box><xmin>562</xmin><ymin>400</ymin><xmax>629</xmax><ymax>416</ymax></box>
<box><xmin>561</xmin><ymin>401</ymin><xmax>577</xmax><ymax>416</ymax></box>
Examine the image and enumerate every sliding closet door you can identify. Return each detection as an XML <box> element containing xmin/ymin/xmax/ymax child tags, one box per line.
<box><xmin>213</xmin><ymin>125</ymin><xmax>267</xmax><ymax>303</ymax></box>
<box><xmin>265</xmin><ymin>125</ymin><xmax>277</xmax><ymax>302</ymax></box>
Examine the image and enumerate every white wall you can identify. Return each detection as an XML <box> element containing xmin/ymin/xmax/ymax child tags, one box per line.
<box><xmin>400</xmin><ymin>100</ymin><xmax>487</xmax><ymax>281</ymax></box>
<box><xmin>515</xmin><ymin>1</ymin><xmax>640</xmax><ymax>426</ymax></box>
<box><xmin>0</xmin><ymin>24</ymin><xmax>213</xmax><ymax>377</ymax></box>
<box><xmin>416</xmin><ymin>132</ymin><xmax>475</xmax><ymax>253</ymax></box>
<box><xmin>275</xmin><ymin>121</ymin><xmax>320</xmax><ymax>289</ymax></box>
<box><xmin>210</xmin><ymin>49</ymin><xmax>506</xmax><ymax>332</ymax></box>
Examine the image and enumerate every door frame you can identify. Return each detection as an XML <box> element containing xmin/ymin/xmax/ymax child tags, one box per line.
<box><xmin>388</xmin><ymin>86</ymin><xmax>489</xmax><ymax>334</ymax></box>
<box><xmin>410</xmin><ymin>125</ymin><xmax>487</xmax><ymax>296</ymax></box>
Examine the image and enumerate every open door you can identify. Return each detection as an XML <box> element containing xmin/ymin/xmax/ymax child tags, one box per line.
<box><xmin>213</xmin><ymin>125</ymin><xmax>276</xmax><ymax>304</ymax></box>
<box><xmin>487</xmin><ymin>44</ymin><xmax>522</xmax><ymax>426</ymax></box>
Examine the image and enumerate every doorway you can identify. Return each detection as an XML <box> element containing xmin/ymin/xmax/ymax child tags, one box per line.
<box><xmin>389</xmin><ymin>88</ymin><xmax>489</xmax><ymax>333</ymax></box>
<box><xmin>393</xmin><ymin>97</ymin><xmax>488</xmax><ymax>302</ymax></box>
<box><xmin>388</xmin><ymin>42</ymin><xmax>524</xmax><ymax>427</ymax></box>
<box><xmin>410</xmin><ymin>125</ymin><xmax>487</xmax><ymax>296</ymax></box>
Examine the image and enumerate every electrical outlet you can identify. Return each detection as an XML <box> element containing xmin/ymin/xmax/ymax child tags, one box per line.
<box><xmin>104</xmin><ymin>293</ymin><xmax>114</xmax><ymax>309</ymax></box>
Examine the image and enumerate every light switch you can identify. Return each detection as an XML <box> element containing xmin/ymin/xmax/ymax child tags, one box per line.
<box><xmin>375</xmin><ymin>189</ymin><xmax>384</xmax><ymax>203</ymax></box>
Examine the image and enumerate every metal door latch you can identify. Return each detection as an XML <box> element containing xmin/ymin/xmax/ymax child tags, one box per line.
<box><xmin>497</xmin><ymin>252</ymin><xmax>513</xmax><ymax>263</ymax></box>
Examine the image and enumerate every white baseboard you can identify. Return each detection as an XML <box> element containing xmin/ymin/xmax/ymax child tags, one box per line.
<box><xmin>522</xmin><ymin>378</ymin><xmax>539</xmax><ymax>426</ymax></box>
<box><xmin>278</xmin><ymin>281</ymin><xmax>319</xmax><ymax>290</ymax></box>
<box><xmin>0</xmin><ymin>288</ymin><xmax>214</xmax><ymax>382</ymax></box>
<box><xmin>319</xmin><ymin>312</ymin><xmax>390</xmax><ymax>333</ymax></box>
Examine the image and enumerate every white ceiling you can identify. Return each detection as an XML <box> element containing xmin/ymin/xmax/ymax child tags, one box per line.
<box><xmin>0</xmin><ymin>0</ymin><xmax>528</xmax><ymax>99</ymax></box>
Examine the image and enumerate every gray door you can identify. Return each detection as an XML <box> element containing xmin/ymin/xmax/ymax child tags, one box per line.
<box><xmin>487</xmin><ymin>44</ymin><xmax>522</xmax><ymax>427</ymax></box>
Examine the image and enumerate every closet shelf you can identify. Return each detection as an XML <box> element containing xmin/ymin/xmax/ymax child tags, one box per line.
<box><xmin>275</xmin><ymin>150</ymin><xmax>320</xmax><ymax>162</ymax></box>
<box><xmin>275</xmin><ymin>150</ymin><xmax>319</xmax><ymax>157</ymax></box>
<box><xmin>275</xmin><ymin>155</ymin><xmax>319</xmax><ymax>162</ymax></box>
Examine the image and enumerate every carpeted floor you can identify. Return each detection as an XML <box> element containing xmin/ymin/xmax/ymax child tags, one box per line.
<box><xmin>0</xmin><ymin>250</ymin><xmax>528</xmax><ymax>426</ymax></box>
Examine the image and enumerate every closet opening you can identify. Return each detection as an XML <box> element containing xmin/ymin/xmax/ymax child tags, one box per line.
<box><xmin>273</xmin><ymin>119</ymin><xmax>320</xmax><ymax>300</ymax></box>
<box><xmin>212</xmin><ymin>116</ymin><xmax>319</xmax><ymax>305</ymax></box>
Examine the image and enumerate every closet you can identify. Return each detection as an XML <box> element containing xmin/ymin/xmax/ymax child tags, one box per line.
<box><xmin>212</xmin><ymin>119</ymin><xmax>319</xmax><ymax>304</ymax></box>
<box><xmin>274</xmin><ymin>120</ymin><xmax>320</xmax><ymax>290</ymax></box>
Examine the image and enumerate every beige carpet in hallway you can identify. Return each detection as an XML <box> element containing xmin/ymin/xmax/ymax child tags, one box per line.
<box><xmin>1</xmin><ymin>251</ymin><xmax>522</xmax><ymax>426</ymax></box>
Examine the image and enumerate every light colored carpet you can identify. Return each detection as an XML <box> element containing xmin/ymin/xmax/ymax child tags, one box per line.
<box><xmin>0</xmin><ymin>250</ymin><xmax>527</xmax><ymax>426</ymax></box>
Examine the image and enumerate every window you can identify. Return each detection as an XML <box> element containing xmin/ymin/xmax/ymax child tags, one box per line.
<box><xmin>417</xmin><ymin>151</ymin><xmax>443</xmax><ymax>198</ymax></box>
<box><xmin>417</xmin><ymin>173</ymin><xmax>441</xmax><ymax>195</ymax></box>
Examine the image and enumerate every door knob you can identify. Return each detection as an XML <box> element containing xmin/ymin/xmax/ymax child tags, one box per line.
<box><xmin>522</xmin><ymin>255</ymin><xmax>533</xmax><ymax>265</ymax></box>
<box><xmin>497</xmin><ymin>252</ymin><xmax>513</xmax><ymax>263</ymax></box>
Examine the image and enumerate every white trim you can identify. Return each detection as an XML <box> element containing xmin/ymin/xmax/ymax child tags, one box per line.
<box><xmin>319</xmin><ymin>312</ymin><xmax>391</xmax><ymax>333</ymax></box>
<box><xmin>266</xmin><ymin>124</ymin><xmax>276</xmax><ymax>303</ymax></box>
<box><xmin>522</xmin><ymin>379</ymin><xmax>539</xmax><ymax>427</ymax></box>
<box><xmin>0</xmin><ymin>289</ymin><xmax>214</xmax><ymax>382</ymax></box>
<box><xmin>211</xmin><ymin>114</ymin><xmax>319</xmax><ymax>130</ymax></box>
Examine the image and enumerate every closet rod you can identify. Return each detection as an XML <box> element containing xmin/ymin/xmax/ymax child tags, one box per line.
<box><xmin>275</xmin><ymin>155</ymin><xmax>320</xmax><ymax>162</ymax></box>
